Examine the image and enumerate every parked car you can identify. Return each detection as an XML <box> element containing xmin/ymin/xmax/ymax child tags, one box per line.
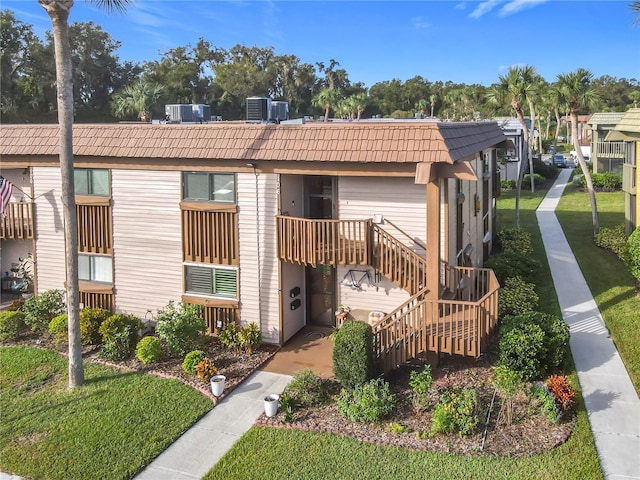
<box><xmin>565</xmin><ymin>157</ymin><xmax>576</xmax><ymax>168</ymax></box>
<box><xmin>553</xmin><ymin>154</ymin><xmax>567</xmax><ymax>168</ymax></box>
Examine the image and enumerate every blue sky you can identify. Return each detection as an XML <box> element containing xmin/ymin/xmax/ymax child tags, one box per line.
<box><xmin>3</xmin><ymin>0</ymin><xmax>639</xmax><ymax>87</ymax></box>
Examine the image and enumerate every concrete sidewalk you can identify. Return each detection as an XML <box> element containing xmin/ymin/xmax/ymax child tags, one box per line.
<box><xmin>536</xmin><ymin>168</ymin><xmax>640</xmax><ymax>480</ymax></box>
<box><xmin>134</xmin><ymin>369</ymin><xmax>291</xmax><ymax>480</ymax></box>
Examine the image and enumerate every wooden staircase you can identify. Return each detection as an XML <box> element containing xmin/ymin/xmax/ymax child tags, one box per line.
<box><xmin>276</xmin><ymin>215</ymin><xmax>499</xmax><ymax>372</ymax></box>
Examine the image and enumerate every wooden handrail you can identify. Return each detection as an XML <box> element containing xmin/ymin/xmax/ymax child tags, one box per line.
<box><xmin>372</xmin><ymin>225</ymin><xmax>427</xmax><ymax>295</ymax></box>
<box><xmin>0</xmin><ymin>202</ymin><xmax>34</xmax><ymax>240</ymax></box>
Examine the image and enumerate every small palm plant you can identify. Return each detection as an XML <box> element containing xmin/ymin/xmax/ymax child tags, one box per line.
<box><xmin>112</xmin><ymin>79</ymin><xmax>165</xmax><ymax>122</ymax></box>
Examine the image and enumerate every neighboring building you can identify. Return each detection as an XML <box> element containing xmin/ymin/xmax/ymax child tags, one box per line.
<box><xmin>608</xmin><ymin>108</ymin><xmax>640</xmax><ymax>234</ymax></box>
<box><xmin>587</xmin><ymin>112</ymin><xmax>626</xmax><ymax>174</ymax></box>
<box><xmin>494</xmin><ymin>118</ymin><xmax>529</xmax><ymax>182</ymax></box>
<box><xmin>0</xmin><ymin>121</ymin><xmax>506</xmax><ymax>372</ymax></box>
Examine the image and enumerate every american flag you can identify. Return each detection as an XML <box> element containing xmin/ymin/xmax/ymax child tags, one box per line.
<box><xmin>0</xmin><ymin>176</ymin><xmax>13</xmax><ymax>218</ymax></box>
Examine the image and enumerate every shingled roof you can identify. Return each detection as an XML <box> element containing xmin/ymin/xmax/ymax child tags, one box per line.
<box><xmin>0</xmin><ymin>121</ymin><xmax>506</xmax><ymax>164</ymax></box>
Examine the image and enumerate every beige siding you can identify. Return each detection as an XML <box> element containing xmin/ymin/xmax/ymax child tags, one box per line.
<box><xmin>32</xmin><ymin>167</ymin><xmax>66</xmax><ymax>293</ymax></box>
<box><xmin>238</xmin><ymin>173</ymin><xmax>280</xmax><ymax>343</ymax></box>
<box><xmin>336</xmin><ymin>177</ymin><xmax>426</xmax><ymax>315</ymax></box>
<box><xmin>112</xmin><ymin>170</ymin><xmax>183</xmax><ymax>317</ymax></box>
<box><xmin>279</xmin><ymin>175</ymin><xmax>305</xmax><ymax>342</ymax></box>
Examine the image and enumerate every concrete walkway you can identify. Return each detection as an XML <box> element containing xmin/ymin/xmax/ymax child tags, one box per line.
<box><xmin>537</xmin><ymin>168</ymin><xmax>640</xmax><ymax>480</ymax></box>
<box><xmin>134</xmin><ymin>370</ymin><xmax>291</xmax><ymax>480</ymax></box>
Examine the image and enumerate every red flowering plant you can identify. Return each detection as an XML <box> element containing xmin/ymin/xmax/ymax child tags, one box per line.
<box><xmin>546</xmin><ymin>375</ymin><xmax>576</xmax><ymax>411</ymax></box>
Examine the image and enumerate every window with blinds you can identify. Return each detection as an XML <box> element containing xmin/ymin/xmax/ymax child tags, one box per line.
<box><xmin>185</xmin><ymin>265</ymin><xmax>237</xmax><ymax>297</ymax></box>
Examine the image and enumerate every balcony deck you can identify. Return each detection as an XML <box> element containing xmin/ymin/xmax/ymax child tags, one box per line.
<box><xmin>0</xmin><ymin>203</ymin><xmax>34</xmax><ymax>240</ymax></box>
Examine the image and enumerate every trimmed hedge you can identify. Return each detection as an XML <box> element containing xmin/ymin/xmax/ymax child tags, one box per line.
<box><xmin>625</xmin><ymin>227</ymin><xmax>640</xmax><ymax>282</ymax></box>
<box><xmin>79</xmin><ymin>307</ymin><xmax>111</xmax><ymax>345</ymax></box>
<box><xmin>332</xmin><ymin>321</ymin><xmax>376</xmax><ymax>390</ymax></box>
<box><xmin>485</xmin><ymin>252</ymin><xmax>540</xmax><ymax>284</ymax></box>
<box><xmin>595</xmin><ymin>224</ymin><xmax>627</xmax><ymax>259</ymax></box>
<box><xmin>136</xmin><ymin>336</ymin><xmax>164</xmax><ymax>364</ymax></box>
<box><xmin>497</xmin><ymin>227</ymin><xmax>533</xmax><ymax>256</ymax></box>
<box><xmin>499</xmin><ymin>276</ymin><xmax>539</xmax><ymax>318</ymax></box>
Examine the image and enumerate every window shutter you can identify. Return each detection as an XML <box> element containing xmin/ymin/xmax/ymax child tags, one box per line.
<box><xmin>214</xmin><ymin>269</ymin><xmax>237</xmax><ymax>297</ymax></box>
<box><xmin>187</xmin><ymin>266</ymin><xmax>213</xmax><ymax>294</ymax></box>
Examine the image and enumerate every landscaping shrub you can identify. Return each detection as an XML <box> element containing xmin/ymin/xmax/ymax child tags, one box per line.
<box><xmin>499</xmin><ymin>276</ymin><xmax>539</xmax><ymax>318</ymax></box>
<box><xmin>21</xmin><ymin>289</ymin><xmax>65</xmax><ymax>332</ymax></box>
<box><xmin>219</xmin><ymin>323</ymin><xmax>242</xmax><ymax>351</ymax></box>
<box><xmin>337</xmin><ymin>378</ymin><xmax>396</xmax><ymax>422</ymax></box>
<box><xmin>523</xmin><ymin>173</ymin><xmax>545</xmax><ymax>187</ymax></box>
<box><xmin>625</xmin><ymin>227</ymin><xmax>640</xmax><ymax>282</ymax></box>
<box><xmin>527</xmin><ymin>311</ymin><xmax>570</xmax><ymax>372</ymax></box>
<box><xmin>497</xmin><ymin>227</ymin><xmax>533</xmax><ymax>255</ymax></box>
<box><xmin>577</xmin><ymin>172</ymin><xmax>622</xmax><ymax>191</ymax></box>
<box><xmin>530</xmin><ymin>384</ymin><xmax>559</xmax><ymax>423</ymax></box>
<box><xmin>430</xmin><ymin>388</ymin><xmax>479</xmax><ymax>437</ymax></box>
<box><xmin>100</xmin><ymin>326</ymin><xmax>137</xmax><ymax>361</ymax></box>
<box><xmin>183</xmin><ymin>349</ymin><xmax>207</xmax><ymax>374</ymax></box>
<box><xmin>547</xmin><ymin>374</ymin><xmax>576</xmax><ymax>413</ymax></box>
<box><xmin>501</xmin><ymin>179</ymin><xmax>516</xmax><ymax>190</ymax></box>
<box><xmin>99</xmin><ymin>313</ymin><xmax>142</xmax><ymax>355</ymax></box>
<box><xmin>279</xmin><ymin>391</ymin><xmax>300</xmax><ymax>423</ymax></box>
<box><xmin>497</xmin><ymin>312</ymin><xmax>570</xmax><ymax>380</ymax></box>
<box><xmin>48</xmin><ymin>313</ymin><xmax>68</xmax><ymax>345</ymax></box>
<box><xmin>284</xmin><ymin>368</ymin><xmax>329</xmax><ymax>407</ymax></box>
<box><xmin>332</xmin><ymin>320</ymin><xmax>376</xmax><ymax>390</ymax></box>
<box><xmin>408</xmin><ymin>364</ymin><xmax>433</xmax><ymax>412</ymax></box>
<box><xmin>497</xmin><ymin>316</ymin><xmax>546</xmax><ymax>381</ymax></box>
<box><xmin>0</xmin><ymin>311</ymin><xmax>26</xmax><ymax>341</ymax></box>
<box><xmin>135</xmin><ymin>336</ymin><xmax>164</xmax><ymax>364</ymax></box>
<box><xmin>79</xmin><ymin>307</ymin><xmax>110</xmax><ymax>345</ymax></box>
<box><xmin>239</xmin><ymin>322</ymin><xmax>262</xmax><ymax>354</ymax></box>
<box><xmin>533</xmin><ymin>157</ymin><xmax>557</xmax><ymax>179</ymax></box>
<box><xmin>595</xmin><ymin>224</ymin><xmax>627</xmax><ymax>259</ymax></box>
<box><xmin>155</xmin><ymin>301</ymin><xmax>206</xmax><ymax>357</ymax></box>
<box><xmin>194</xmin><ymin>357</ymin><xmax>217</xmax><ymax>383</ymax></box>
<box><xmin>485</xmin><ymin>252</ymin><xmax>540</xmax><ymax>284</ymax></box>
<box><xmin>491</xmin><ymin>365</ymin><xmax>522</xmax><ymax>426</ymax></box>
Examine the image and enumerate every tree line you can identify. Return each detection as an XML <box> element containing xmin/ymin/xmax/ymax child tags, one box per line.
<box><xmin>2</xmin><ymin>9</ymin><xmax>639</xmax><ymax>124</ymax></box>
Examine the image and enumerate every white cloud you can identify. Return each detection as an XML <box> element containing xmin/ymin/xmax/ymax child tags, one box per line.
<box><xmin>470</xmin><ymin>0</ymin><xmax>502</xmax><ymax>19</ymax></box>
<box><xmin>455</xmin><ymin>2</ymin><xmax>466</xmax><ymax>10</ymax></box>
<box><xmin>499</xmin><ymin>0</ymin><xmax>549</xmax><ymax>17</ymax></box>
<box><xmin>412</xmin><ymin>16</ymin><xmax>431</xmax><ymax>30</ymax></box>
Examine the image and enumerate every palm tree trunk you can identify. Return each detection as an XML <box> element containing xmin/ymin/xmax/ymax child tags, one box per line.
<box><xmin>571</xmin><ymin>111</ymin><xmax>599</xmax><ymax>236</ymax></box>
<box><xmin>47</xmin><ymin>3</ymin><xmax>84</xmax><ymax>388</ymax></box>
<box><xmin>527</xmin><ymin>100</ymin><xmax>536</xmax><ymax>192</ymax></box>
<box><xmin>514</xmin><ymin>110</ymin><xmax>530</xmax><ymax>228</ymax></box>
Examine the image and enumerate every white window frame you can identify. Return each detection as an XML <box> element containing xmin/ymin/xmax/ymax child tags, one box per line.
<box><xmin>184</xmin><ymin>263</ymin><xmax>238</xmax><ymax>299</ymax></box>
<box><xmin>74</xmin><ymin>168</ymin><xmax>110</xmax><ymax>196</ymax></box>
<box><xmin>78</xmin><ymin>254</ymin><xmax>113</xmax><ymax>283</ymax></box>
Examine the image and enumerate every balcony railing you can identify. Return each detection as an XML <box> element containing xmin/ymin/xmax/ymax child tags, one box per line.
<box><xmin>182</xmin><ymin>295</ymin><xmax>239</xmax><ymax>335</ymax></box>
<box><xmin>623</xmin><ymin>163</ymin><xmax>637</xmax><ymax>194</ymax></box>
<box><xmin>595</xmin><ymin>141</ymin><xmax>626</xmax><ymax>159</ymax></box>
<box><xmin>0</xmin><ymin>202</ymin><xmax>34</xmax><ymax>240</ymax></box>
<box><xmin>276</xmin><ymin>216</ymin><xmax>370</xmax><ymax>268</ymax></box>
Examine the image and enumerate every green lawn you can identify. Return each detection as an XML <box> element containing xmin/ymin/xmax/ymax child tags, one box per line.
<box><xmin>555</xmin><ymin>184</ymin><xmax>640</xmax><ymax>393</ymax></box>
<box><xmin>205</xmin><ymin>185</ymin><xmax>603</xmax><ymax>480</ymax></box>
<box><xmin>0</xmin><ymin>346</ymin><xmax>212</xmax><ymax>480</ymax></box>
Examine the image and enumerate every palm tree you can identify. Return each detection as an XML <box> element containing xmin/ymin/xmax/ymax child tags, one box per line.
<box><xmin>429</xmin><ymin>94</ymin><xmax>437</xmax><ymax>118</ymax></box>
<box><xmin>415</xmin><ymin>98</ymin><xmax>428</xmax><ymax>116</ymax></box>
<box><xmin>556</xmin><ymin>68</ymin><xmax>600</xmax><ymax>236</ymax></box>
<box><xmin>113</xmin><ymin>79</ymin><xmax>165</xmax><ymax>122</ymax></box>
<box><xmin>486</xmin><ymin>66</ymin><xmax>535</xmax><ymax>227</ymax></box>
<box><xmin>38</xmin><ymin>0</ymin><xmax>131</xmax><ymax>389</ymax></box>
<box><xmin>522</xmin><ymin>66</ymin><xmax>544</xmax><ymax>192</ymax></box>
<box><xmin>312</xmin><ymin>88</ymin><xmax>340</xmax><ymax>122</ymax></box>
<box><xmin>632</xmin><ymin>1</ymin><xmax>640</xmax><ymax>25</ymax></box>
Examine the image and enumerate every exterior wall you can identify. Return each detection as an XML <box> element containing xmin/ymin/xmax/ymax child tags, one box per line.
<box><xmin>336</xmin><ymin>176</ymin><xmax>426</xmax><ymax>315</ymax></box>
<box><xmin>238</xmin><ymin>172</ymin><xmax>279</xmax><ymax>343</ymax></box>
<box><xmin>32</xmin><ymin>167</ymin><xmax>66</xmax><ymax>293</ymax></box>
<box><xmin>111</xmin><ymin>170</ymin><xmax>183</xmax><ymax>318</ymax></box>
<box><xmin>279</xmin><ymin>175</ymin><xmax>305</xmax><ymax>342</ymax></box>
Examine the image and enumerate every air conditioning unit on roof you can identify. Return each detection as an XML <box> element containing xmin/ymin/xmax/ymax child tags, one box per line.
<box><xmin>246</xmin><ymin>97</ymin><xmax>272</xmax><ymax>122</ymax></box>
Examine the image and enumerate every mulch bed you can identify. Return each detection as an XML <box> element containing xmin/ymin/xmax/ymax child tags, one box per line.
<box><xmin>4</xmin><ymin>334</ymin><xmax>574</xmax><ymax>457</ymax></box>
<box><xmin>256</xmin><ymin>355</ymin><xmax>575</xmax><ymax>457</ymax></box>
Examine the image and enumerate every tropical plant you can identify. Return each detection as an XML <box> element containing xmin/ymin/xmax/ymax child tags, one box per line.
<box><xmin>486</xmin><ymin>66</ymin><xmax>536</xmax><ymax>227</ymax></box>
<box><xmin>337</xmin><ymin>378</ymin><xmax>396</xmax><ymax>422</ymax></box>
<box><xmin>312</xmin><ymin>87</ymin><xmax>341</xmax><ymax>121</ymax></box>
<box><xmin>556</xmin><ymin>68</ymin><xmax>600</xmax><ymax>236</ymax></box>
<box><xmin>408</xmin><ymin>365</ymin><xmax>433</xmax><ymax>412</ymax></box>
<box><xmin>38</xmin><ymin>0</ymin><xmax>132</xmax><ymax>388</ymax></box>
<box><xmin>112</xmin><ymin>79</ymin><xmax>165</xmax><ymax>122</ymax></box>
<box><xmin>194</xmin><ymin>357</ymin><xmax>217</xmax><ymax>383</ymax></box>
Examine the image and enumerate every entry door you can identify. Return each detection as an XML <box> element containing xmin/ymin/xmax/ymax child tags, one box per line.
<box><xmin>305</xmin><ymin>176</ymin><xmax>336</xmax><ymax>326</ymax></box>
